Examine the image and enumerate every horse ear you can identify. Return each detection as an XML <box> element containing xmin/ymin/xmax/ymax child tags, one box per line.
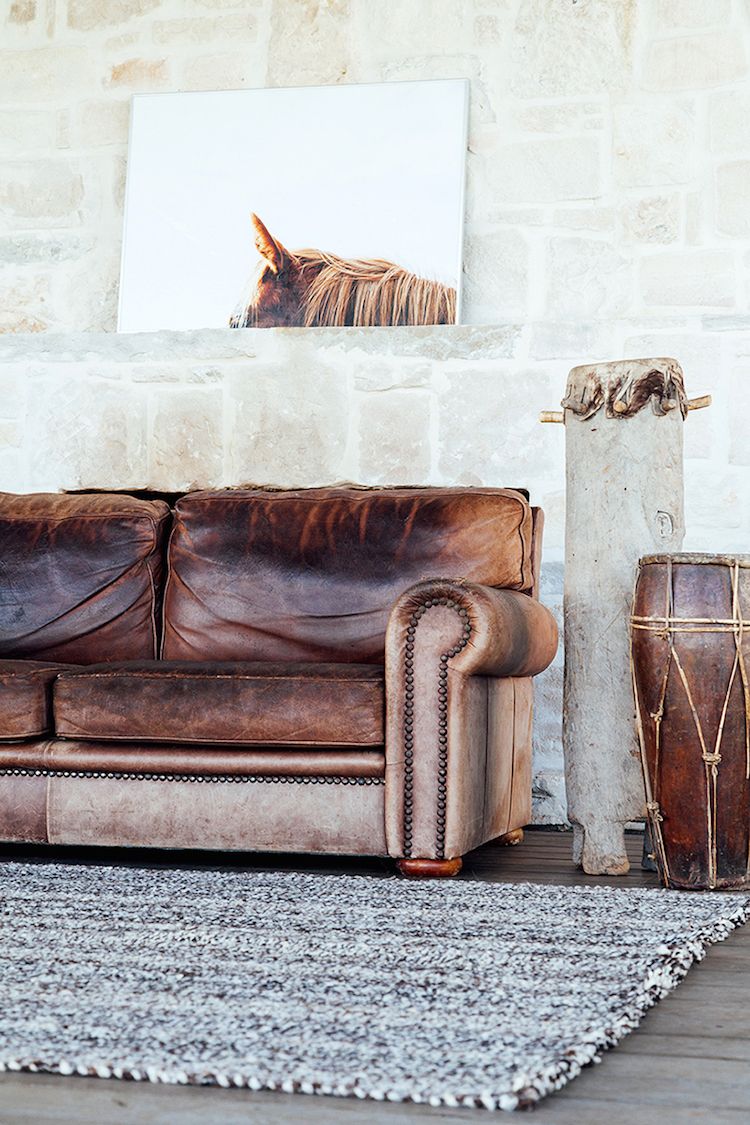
<box><xmin>251</xmin><ymin>213</ymin><xmax>287</xmax><ymax>275</ymax></box>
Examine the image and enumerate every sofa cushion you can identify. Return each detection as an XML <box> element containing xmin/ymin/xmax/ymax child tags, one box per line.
<box><xmin>0</xmin><ymin>492</ymin><xmax>170</xmax><ymax>664</ymax></box>
<box><xmin>161</xmin><ymin>486</ymin><xmax>533</xmax><ymax>662</ymax></box>
<box><xmin>0</xmin><ymin>660</ymin><xmax>77</xmax><ymax>741</ymax></box>
<box><xmin>53</xmin><ymin>661</ymin><xmax>384</xmax><ymax>747</ymax></box>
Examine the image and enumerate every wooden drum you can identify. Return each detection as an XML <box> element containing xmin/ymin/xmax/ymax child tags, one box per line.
<box><xmin>631</xmin><ymin>554</ymin><xmax>750</xmax><ymax>890</ymax></box>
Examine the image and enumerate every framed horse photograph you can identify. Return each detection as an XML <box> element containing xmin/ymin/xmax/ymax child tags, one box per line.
<box><xmin>117</xmin><ymin>79</ymin><xmax>469</xmax><ymax>332</ymax></box>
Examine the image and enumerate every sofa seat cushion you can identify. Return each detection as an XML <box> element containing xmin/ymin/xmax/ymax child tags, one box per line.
<box><xmin>0</xmin><ymin>660</ymin><xmax>78</xmax><ymax>741</ymax></box>
<box><xmin>53</xmin><ymin>661</ymin><xmax>384</xmax><ymax>747</ymax></box>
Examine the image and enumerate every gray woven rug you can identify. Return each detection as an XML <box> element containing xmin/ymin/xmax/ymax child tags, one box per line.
<box><xmin>0</xmin><ymin>863</ymin><xmax>747</xmax><ymax>1112</ymax></box>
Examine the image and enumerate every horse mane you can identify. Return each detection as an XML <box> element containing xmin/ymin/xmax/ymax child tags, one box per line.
<box><xmin>293</xmin><ymin>248</ymin><xmax>456</xmax><ymax>327</ymax></box>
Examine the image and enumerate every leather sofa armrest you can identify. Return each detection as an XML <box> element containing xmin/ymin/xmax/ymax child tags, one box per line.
<box><xmin>386</xmin><ymin>579</ymin><xmax>558</xmax><ymax>679</ymax></box>
<box><xmin>384</xmin><ymin>579</ymin><xmax>558</xmax><ymax>864</ymax></box>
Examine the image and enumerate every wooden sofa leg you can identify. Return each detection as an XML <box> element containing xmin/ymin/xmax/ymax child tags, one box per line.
<box><xmin>397</xmin><ymin>857</ymin><xmax>463</xmax><ymax>878</ymax></box>
<box><xmin>497</xmin><ymin>828</ymin><xmax>524</xmax><ymax>846</ymax></box>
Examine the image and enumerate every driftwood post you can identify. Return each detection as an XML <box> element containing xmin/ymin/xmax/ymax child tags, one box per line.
<box><xmin>558</xmin><ymin>358</ymin><xmax>691</xmax><ymax>875</ymax></box>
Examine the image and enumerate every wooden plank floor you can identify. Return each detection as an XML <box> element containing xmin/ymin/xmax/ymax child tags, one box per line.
<box><xmin>1</xmin><ymin>830</ymin><xmax>748</xmax><ymax>1125</ymax></box>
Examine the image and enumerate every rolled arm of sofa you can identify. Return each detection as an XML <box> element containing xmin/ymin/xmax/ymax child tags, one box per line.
<box><xmin>384</xmin><ymin>579</ymin><xmax>558</xmax><ymax>862</ymax></box>
<box><xmin>387</xmin><ymin>579</ymin><xmax>558</xmax><ymax>679</ymax></box>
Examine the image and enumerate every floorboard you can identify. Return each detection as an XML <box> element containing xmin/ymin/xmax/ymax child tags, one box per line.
<box><xmin>1</xmin><ymin>829</ymin><xmax>747</xmax><ymax>1124</ymax></box>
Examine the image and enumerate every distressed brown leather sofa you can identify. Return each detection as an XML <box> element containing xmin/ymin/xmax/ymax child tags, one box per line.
<box><xmin>0</xmin><ymin>486</ymin><xmax>557</xmax><ymax>876</ymax></box>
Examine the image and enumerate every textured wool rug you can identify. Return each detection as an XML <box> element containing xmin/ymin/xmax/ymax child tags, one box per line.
<box><xmin>0</xmin><ymin>863</ymin><xmax>747</xmax><ymax>1112</ymax></box>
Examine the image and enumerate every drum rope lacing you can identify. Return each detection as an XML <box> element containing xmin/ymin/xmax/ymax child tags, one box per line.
<box><xmin>631</xmin><ymin>558</ymin><xmax>750</xmax><ymax>889</ymax></box>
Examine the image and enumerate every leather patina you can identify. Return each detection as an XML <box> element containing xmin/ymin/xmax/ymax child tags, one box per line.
<box><xmin>54</xmin><ymin>661</ymin><xmax>384</xmax><ymax>747</ymax></box>
<box><xmin>0</xmin><ymin>492</ymin><xmax>170</xmax><ymax>663</ymax></box>
<box><xmin>0</xmin><ymin>660</ymin><xmax>80</xmax><ymax>741</ymax></box>
<box><xmin>161</xmin><ymin>487</ymin><xmax>534</xmax><ymax>663</ymax></box>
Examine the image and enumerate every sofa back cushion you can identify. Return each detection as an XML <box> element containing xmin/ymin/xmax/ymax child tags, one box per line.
<box><xmin>162</xmin><ymin>487</ymin><xmax>533</xmax><ymax>663</ymax></box>
<box><xmin>0</xmin><ymin>492</ymin><xmax>170</xmax><ymax>663</ymax></box>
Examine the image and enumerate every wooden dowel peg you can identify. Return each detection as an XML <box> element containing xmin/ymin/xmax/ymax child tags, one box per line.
<box><xmin>687</xmin><ymin>395</ymin><xmax>712</xmax><ymax>411</ymax></box>
<box><xmin>539</xmin><ymin>410</ymin><xmax>564</xmax><ymax>424</ymax></box>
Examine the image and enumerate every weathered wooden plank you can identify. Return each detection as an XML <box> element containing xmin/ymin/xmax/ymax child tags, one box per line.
<box><xmin>1</xmin><ymin>1071</ymin><xmax>748</xmax><ymax>1125</ymax></box>
<box><xmin>548</xmin><ymin>1054</ymin><xmax>750</xmax><ymax>1110</ymax></box>
<box><xmin>615</xmin><ymin>1033</ymin><xmax>750</xmax><ymax>1061</ymax></box>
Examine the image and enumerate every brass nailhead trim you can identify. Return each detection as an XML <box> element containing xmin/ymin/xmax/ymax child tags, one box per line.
<box><xmin>402</xmin><ymin>596</ymin><xmax>472</xmax><ymax>860</ymax></box>
<box><xmin>0</xmin><ymin>769</ymin><xmax>384</xmax><ymax>786</ymax></box>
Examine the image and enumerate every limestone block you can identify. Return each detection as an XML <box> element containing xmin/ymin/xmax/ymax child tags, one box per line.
<box><xmin>0</xmin><ymin>450</ymin><xmax>24</xmax><ymax>492</ymax></box>
<box><xmin>486</xmin><ymin>137</ymin><xmax>600</xmax><ymax>204</ymax></box>
<box><xmin>729</xmin><ymin>367</ymin><xmax>750</xmax><ymax>466</ymax></box>
<box><xmin>462</xmin><ymin>229</ymin><xmax>529</xmax><ymax>322</ymax></box>
<box><xmin>72</xmin><ymin>101</ymin><xmax>130</xmax><ymax>148</ymax></box>
<box><xmin>687</xmin><ymin>469</ymin><xmax>744</xmax><ymax>532</ymax></box>
<box><xmin>655</xmin><ymin>0</ymin><xmax>731</xmax><ymax>27</ymax></box>
<box><xmin>539</xmin><ymin>487</ymin><xmax>565</xmax><ymax>555</ymax></box>
<box><xmin>356</xmin><ymin>391</ymin><xmax>431</xmax><ymax>483</ymax></box>
<box><xmin>0</xmin><ymin>421</ymin><xmax>21</xmax><ymax>446</ymax></box>
<box><xmin>191</xmin><ymin>0</ymin><xmax>263</xmax><ymax>7</ymax></box>
<box><xmin>0</xmin><ymin>328</ymin><xmax>260</xmax><ymax>365</ymax></box>
<box><xmin>131</xmin><ymin>365</ymin><xmax>224</xmax><ymax>384</ymax></box>
<box><xmin>49</xmin><ymin>247</ymin><xmax>122</xmax><ymax>333</ymax></box>
<box><xmin>483</xmin><ymin>207</ymin><xmax>546</xmax><ymax>228</ymax></box>
<box><xmin>112</xmin><ymin>154</ymin><xmax>127</xmax><ymax>209</ymax></box>
<box><xmin>352</xmin><ymin>361</ymin><xmax>430</xmax><ymax>392</ymax></box>
<box><xmin>332</xmin><ymin>325</ymin><xmax>522</xmax><ymax>361</ymax></box>
<box><xmin>152</xmin><ymin>14</ymin><xmax>257</xmax><ymax>43</ymax></box>
<box><xmin>613</xmin><ymin>102</ymin><xmax>694</xmax><ymax>187</ymax></box>
<box><xmin>25</xmin><ymin>377</ymin><xmax>147</xmax><ymax>491</ymax></box>
<box><xmin>151</xmin><ymin>389</ymin><xmax>224</xmax><ymax>490</ymax></box>
<box><xmin>716</xmin><ymin>162</ymin><xmax>750</xmax><ymax>238</ymax></box>
<box><xmin>639</xmin><ymin>250</ymin><xmax>735</xmax><ymax>308</ymax></box>
<box><xmin>685</xmin><ymin>192</ymin><xmax>702</xmax><ymax>244</ymax></box>
<box><xmin>227</xmin><ymin>362</ymin><xmax>350</xmax><ymax>486</ymax></box>
<box><xmin>267</xmin><ymin>0</ymin><xmax>351</xmax><ymax>86</ymax></box>
<box><xmin>0</xmin><ymin>276</ymin><xmax>51</xmax><ymax>333</ymax></box>
<box><xmin>437</xmin><ymin>367</ymin><xmax>562</xmax><ymax>489</ymax></box>
<box><xmin>552</xmin><ymin>208</ymin><xmax>615</xmax><ymax>232</ymax></box>
<box><xmin>643</xmin><ymin>33</ymin><xmax>747</xmax><ymax>91</ymax></box>
<box><xmin>9</xmin><ymin>1</ymin><xmax>35</xmax><ymax>23</ymax></box>
<box><xmin>107</xmin><ymin>58</ymin><xmax>169</xmax><ymax>89</ymax></box>
<box><xmin>510</xmin><ymin>0</ymin><xmax>636</xmax><ymax>96</ymax></box>
<box><xmin>529</xmin><ymin>322</ymin><xmax>610</xmax><ymax>361</ymax></box>
<box><xmin>514</xmin><ymin>101</ymin><xmax>601</xmax><ymax>134</ymax></box>
<box><xmin>67</xmin><ymin>0</ymin><xmax>159</xmax><ymax>31</ymax></box>
<box><xmin>0</xmin><ymin>234</ymin><xmax>92</xmax><ymax>265</ymax></box>
<box><xmin>0</xmin><ymin>368</ymin><xmax>26</xmax><ymax>417</ymax></box>
<box><xmin>0</xmin><ymin>111</ymin><xmax>58</xmax><ymax>155</ymax></box>
<box><xmin>709</xmin><ymin>89</ymin><xmax>750</xmax><ymax>152</ymax></box>
<box><xmin>179</xmin><ymin>53</ymin><xmax>262</xmax><ymax>92</ymax></box>
<box><xmin>545</xmin><ymin>238</ymin><xmax>632</xmax><ymax>319</ymax></box>
<box><xmin>0</xmin><ymin>162</ymin><xmax>83</xmax><ymax>229</ymax></box>
<box><xmin>474</xmin><ymin>14</ymin><xmax>501</xmax><ymax>45</ymax></box>
<box><xmin>620</xmin><ymin>195</ymin><xmax>680</xmax><ymax>244</ymax></box>
<box><xmin>355</xmin><ymin>0</ymin><xmax>468</xmax><ymax>59</ymax></box>
<box><xmin>2</xmin><ymin>48</ymin><xmax>95</xmax><ymax>102</ymax></box>
<box><xmin>532</xmin><ymin>770</ymin><xmax>568</xmax><ymax>827</ymax></box>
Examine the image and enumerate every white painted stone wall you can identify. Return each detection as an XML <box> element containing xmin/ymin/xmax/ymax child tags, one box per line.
<box><xmin>2</xmin><ymin>0</ymin><xmax>750</xmax><ymax>822</ymax></box>
<box><xmin>3</xmin><ymin>1</ymin><xmax>750</xmax><ymax>333</ymax></box>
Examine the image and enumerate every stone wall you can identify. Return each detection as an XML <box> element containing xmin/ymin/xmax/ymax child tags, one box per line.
<box><xmin>1</xmin><ymin>316</ymin><xmax>746</xmax><ymax>822</ymax></box>
<box><xmin>2</xmin><ymin>1</ymin><xmax>750</xmax><ymax>332</ymax></box>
